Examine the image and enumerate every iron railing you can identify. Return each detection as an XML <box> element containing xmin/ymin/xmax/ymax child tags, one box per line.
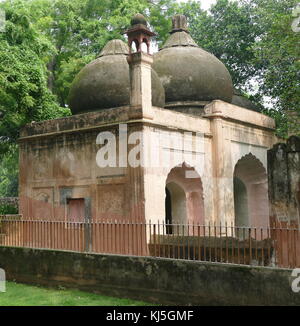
<box><xmin>0</xmin><ymin>218</ymin><xmax>299</xmax><ymax>269</ymax></box>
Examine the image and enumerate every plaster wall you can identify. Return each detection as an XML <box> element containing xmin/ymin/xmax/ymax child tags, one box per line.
<box><xmin>19</xmin><ymin>100</ymin><xmax>277</xmax><ymax>229</ymax></box>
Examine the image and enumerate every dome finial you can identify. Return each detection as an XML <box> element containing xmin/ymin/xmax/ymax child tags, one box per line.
<box><xmin>125</xmin><ymin>13</ymin><xmax>156</xmax><ymax>55</ymax></box>
<box><xmin>131</xmin><ymin>13</ymin><xmax>147</xmax><ymax>27</ymax></box>
<box><xmin>171</xmin><ymin>14</ymin><xmax>189</xmax><ymax>34</ymax></box>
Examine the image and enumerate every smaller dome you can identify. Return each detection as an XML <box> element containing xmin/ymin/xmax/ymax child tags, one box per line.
<box><xmin>162</xmin><ymin>31</ymin><xmax>198</xmax><ymax>49</ymax></box>
<box><xmin>153</xmin><ymin>15</ymin><xmax>233</xmax><ymax>106</ymax></box>
<box><xmin>98</xmin><ymin>39</ymin><xmax>129</xmax><ymax>57</ymax></box>
<box><xmin>131</xmin><ymin>13</ymin><xmax>147</xmax><ymax>26</ymax></box>
<box><xmin>68</xmin><ymin>39</ymin><xmax>165</xmax><ymax>114</ymax></box>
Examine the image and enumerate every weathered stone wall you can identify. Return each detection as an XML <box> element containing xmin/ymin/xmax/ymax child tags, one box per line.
<box><xmin>0</xmin><ymin>197</ymin><xmax>19</xmax><ymax>209</ymax></box>
<box><xmin>18</xmin><ymin>100</ymin><xmax>277</xmax><ymax>228</ymax></box>
<box><xmin>268</xmin><ymin>136</ymin><xmax>300</xmax><ymax>224</ymax></box>
<box><xmin>18</xmin><ymin>105</ymin><xmax>212</xmax><ymax>223</ymax></box>
<box><xmin>0</xmin><ymin>246</ymin><xmax>299</xmax><ymax>306</ymax></box>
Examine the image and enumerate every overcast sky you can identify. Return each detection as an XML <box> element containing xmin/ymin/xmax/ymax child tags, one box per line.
<box><xmin>177</xmin><ymin>0</ymin><xmax>218</xmax><ymax>10</ymax></box>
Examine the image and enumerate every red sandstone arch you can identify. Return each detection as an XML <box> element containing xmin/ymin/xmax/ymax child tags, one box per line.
<box><xmin>165</xmin><ymin>163</ymin><xmax>205</xmax><ymax>227</ymax></box>
<box><xmin>233</xmin><ymin>153</ymin><xmax>269</xmax><ymax>228</ymax></box>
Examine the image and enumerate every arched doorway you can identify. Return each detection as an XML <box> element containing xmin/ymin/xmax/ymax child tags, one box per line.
<box><xmin>233</xmin><ymin>153</ymin><xmax>269</xmax><ymax>228</ymax></box>
<box><xmin>234</xmin><ymin>177</ymin><xmax>249</xmax><ymax>227</ymax></box>
<box><xmin>165</xmin><ymin>163</ymin><xmax>205</xmax><ymax>234</ymax></box>
<box><xmin>165</xmin><ymin>187</ymin><xmax>173</xmax><ymax>234</ymax></box>
<box><xmin>165</xmin><ymin>182</ymin><xmax>187</xmax><ymax>233</ymax></box>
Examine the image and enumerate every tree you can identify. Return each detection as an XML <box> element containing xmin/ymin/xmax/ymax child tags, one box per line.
<box><xmin>12</xmin><ymin>0</ymin><xmax>177</xmax><ymax>107</ymax></box>
<box><xmin>0</xmin><ymin>2</ymin><xmax>70</xmax><ymax>196</ymax></box>
<box><xmin>1</xmin><ymin>0</ymin><xmax>298</xmax><ymax>145</ymax></box>
<box><xmin>0</xmin><ymin>145</ymin><xmax>18</xmax><ymax>197</ymax></box>
<box><xmin>177</xmin><ymin>0</ymin><xmax>261</xmax><ymax>91</ymax></box>
<box><xmin>0</xmin><ymin>0</ymin><xmax>178</xmax><ymax>197</ymax></box>
<box><xmin>250</xmin><ymin>0</ymin><xmax>300</xmax><ymax>136</ymax></box>
<box><xmin>0</xmin><ymin>3</ymin><xmax>70</xmax><ymax>153</ymax></box>
<box><xmin>178</xmin><ymin>0</ymin><xmax>299</xmax><ymax>138</ymax></box>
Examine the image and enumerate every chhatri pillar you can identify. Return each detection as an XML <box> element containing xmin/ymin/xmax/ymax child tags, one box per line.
<box><xmin>125</xmin><ymin>14</ymin><xmax>156</xmax><ymax>119</ymax></box>
<box><xmin>126</xmin><ymin>13</ymin><xmax>155</xmax><ymax>55</ymax></box>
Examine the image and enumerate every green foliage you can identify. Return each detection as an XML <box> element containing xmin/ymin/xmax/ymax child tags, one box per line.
<box><xmin>0</xmin><ymin>2</ymin><xmax>70</xmax><ymax>151</ymax></box>
<box><xmin>0</xmin><ymin>204</ymin><xmax>18</xmax><ymax>215</ymax></box>
<box><xmin>0</xmin><ymin>0</ymin><xmax>298</xmax><ymax>160</ymax></box>
<box><xmin>56</xmin><ymin>55</ymin><xmax>95</xmax><ymax>107</ymax></box>
<box><xmin>262</xmin><ymin>108</ymin><xmax>288</xmax><ymax>139</ymax></box>
<box><xmin>177</xmin><ymin>0</ymin><xmax>299</xmax><ymax>138</ymax></box>
<box><xmin>3</xmin><ymin>0</ymin><xmax>297</xmax><ymax>130</ymax></box>
<box><xmin>0</xmin><ymin>0</ymin><xmax>177</xmax><ymax>197</ymax></box>
<box><xmin>12</xmin><ymin>0</ymin><xmax>176</xmax><ymax>107</ymax></box>
<box><xmin>251</xmin><ymin>0</ymin><xmax>300</xmax><ymax>136</ymax></box>
<box><xmin>0</xmin><ymin>145</ymin><xmax>19</xmax><ymax>197</ymax></box>
<box><xmin>177</xmin><ymin>0</ymin><xmax>260</xmax><ymax>90</ymax></box>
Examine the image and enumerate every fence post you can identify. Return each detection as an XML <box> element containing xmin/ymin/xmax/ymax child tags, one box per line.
<box><xmin>249</xmin><ymin>228</ymin><xmax>252</xmax><ymax>265</ymax></box>
<box><xmin>84</xmin><ymin>218</ymin><xmax>91</xmax><ymax>253</ymax></box>
<box><xmin>153</xmin><ymin>223</ymin><xmax>156</xmax><ymax>257</ymax></box>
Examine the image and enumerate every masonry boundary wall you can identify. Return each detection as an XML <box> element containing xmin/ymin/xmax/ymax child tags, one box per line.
<box><xmin>0</xmin><ymin>246</ymin><xmax>299</xmax><ymax>306</ymax></box>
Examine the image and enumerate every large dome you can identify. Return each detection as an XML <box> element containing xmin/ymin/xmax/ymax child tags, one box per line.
<box><xmin>68</xmin><ymin>39</ymin><xmax>165</xmax><ymax>115</ymax></box>
<box><xmin>153</xmin><ymin>15</ymin><xmax>233</xmax><ymax>106</ymax></box>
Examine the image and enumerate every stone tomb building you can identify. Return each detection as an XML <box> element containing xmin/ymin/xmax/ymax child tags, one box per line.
<box><xmin>18</xmin><ymin>15</ymin><xmax>278</xmax><ymax>250</ymax></box>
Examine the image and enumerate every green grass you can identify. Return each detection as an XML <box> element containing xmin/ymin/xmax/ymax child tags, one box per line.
<box><xmin>0</xmin><ymin>281</ymin><xmax>153</xmax><ymax>306</ymax></box>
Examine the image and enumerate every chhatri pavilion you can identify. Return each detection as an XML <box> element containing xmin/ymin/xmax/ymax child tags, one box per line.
<box><xmin>18</xmin><ymin>14</ymin><xmax>277</xmax><ymax>230</ymax></box>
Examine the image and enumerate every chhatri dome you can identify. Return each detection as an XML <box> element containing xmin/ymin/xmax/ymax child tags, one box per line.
<box><xmin>153</xmin><ymin>15</ymin><xmax>234</xmax><ymax>106</ymax></box>
<box><xmin>68</xmin><ymin>38</ymin><xmax>165</xmax><ymax>115</ymax></box>
<box><xmin>68</xmin><ymin>14</ymin><xmax>257</xmax><ymax>115</ymax></box>
<box><xmin>130</xmin><ymin>13</ymin><xmax>148</xmax><ymax>26</ymax></box>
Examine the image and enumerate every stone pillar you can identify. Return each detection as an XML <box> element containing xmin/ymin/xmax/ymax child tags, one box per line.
<box><xmin>127</xmin><ymin>52</ymin><xmax>154</xmax><ymax>120</ymax></box>
<box><xmin>211</xmin><ymin>119</ymin><xmax>234</xmax><ymax>225</ymax></box>
<box><xmin>268</xmin><ymin>136</ymin><xmax>300</xmax><ymax>267</ymax></box>
<box><xmin>268</xmin><ymin>136</ymin><xmax>300</xmax><ymax>225</ymax></box>
<box><xmin>205</xmin><ymin>101</ymin><xmax>235</xmax><ymax>227</ymax></box>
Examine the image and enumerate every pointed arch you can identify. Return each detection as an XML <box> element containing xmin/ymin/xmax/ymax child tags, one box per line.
<box><xmin>165</xmin><ymin>162</ymin><xmax>205</xmax><ymax>230</ymax></box>
<box><xmin>233</xmin><ymin>153</ymin><xmax>270</xmax><ymax>228</ymax></box>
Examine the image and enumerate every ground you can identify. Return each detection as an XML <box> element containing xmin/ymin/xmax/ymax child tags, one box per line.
<box><xmin>0</xmin><ymin>282</ymin><xmax>153</xmax><ymax>306</ymax></box>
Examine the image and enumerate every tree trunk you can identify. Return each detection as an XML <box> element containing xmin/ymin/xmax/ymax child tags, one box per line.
<box><xmin>47</xmin><ymin>57</ymin><xmax>56</xmax><ymax>92</ymax></box>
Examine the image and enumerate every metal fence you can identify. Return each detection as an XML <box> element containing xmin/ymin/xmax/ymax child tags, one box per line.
<box><xmin>0</xmin><ymin>218</ymin><xmax>299</xmax><ymax>269</ymax></box>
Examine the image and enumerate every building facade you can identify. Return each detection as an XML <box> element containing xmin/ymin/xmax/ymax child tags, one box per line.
<box><xmin>19</xmin><ymin>14</ymin><xmax>278</xmax><ymax>231</ymax></box>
